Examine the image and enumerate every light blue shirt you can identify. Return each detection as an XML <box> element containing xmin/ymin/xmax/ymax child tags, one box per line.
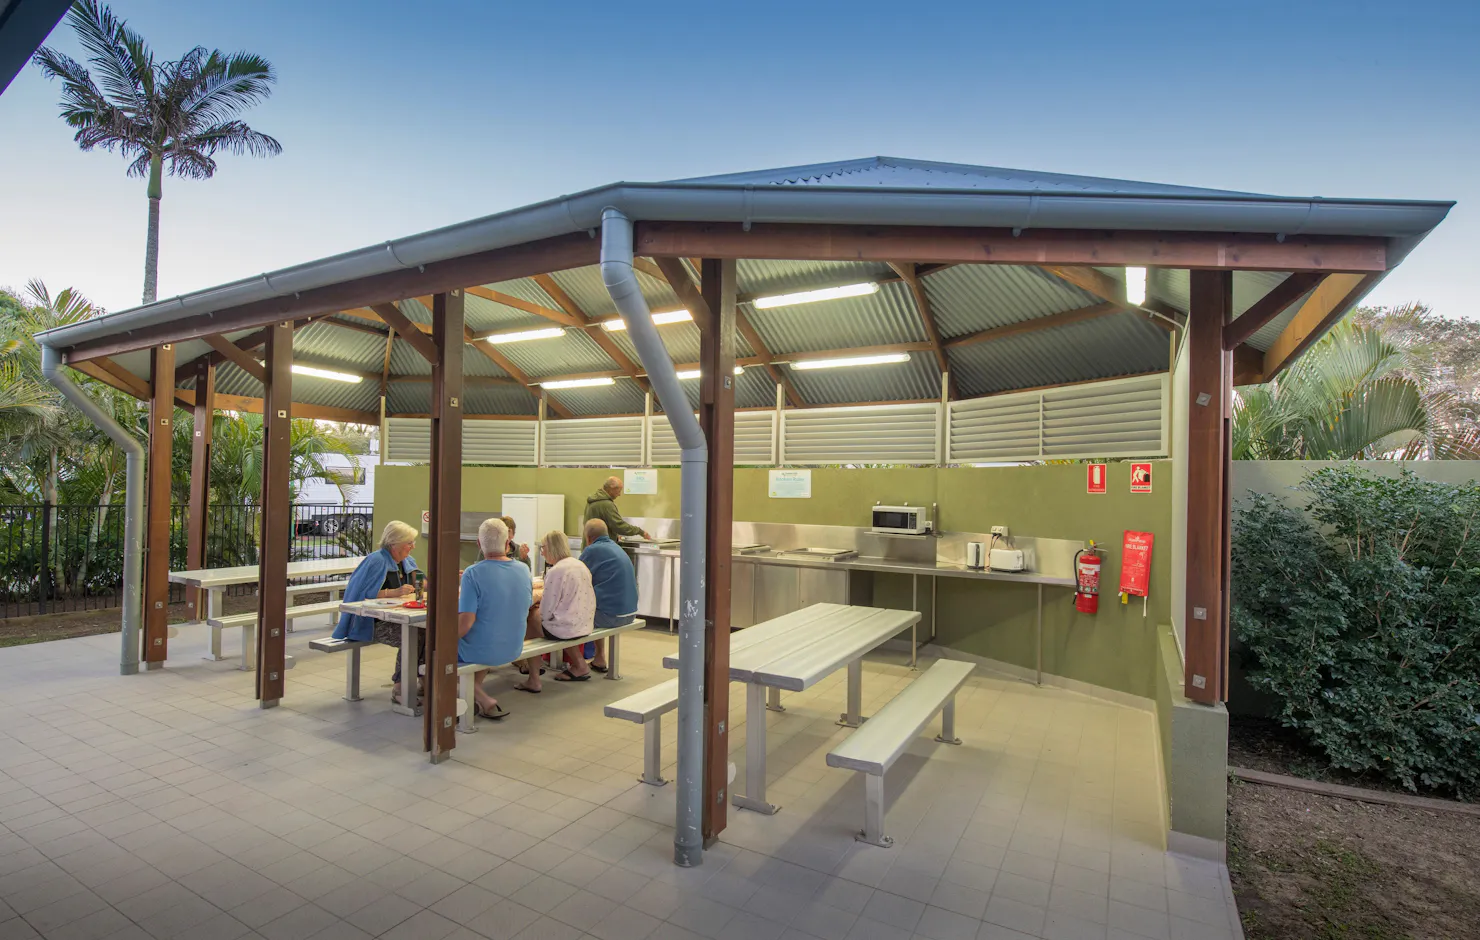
<box><xmin>457</xmin><ymin>558</ymin><xmax>531</xmax><ymax>666</ymax></box>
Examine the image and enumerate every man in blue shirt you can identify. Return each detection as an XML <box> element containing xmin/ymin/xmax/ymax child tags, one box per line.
<box><xmin>458</xmin><ymin>517</ymin><xmax>532</xmax><ymax>719</ymax></box>
<box><xmin>580</xmin><ymin>518</ymin><xmax>638</xmax><ymax>672</ymax></box>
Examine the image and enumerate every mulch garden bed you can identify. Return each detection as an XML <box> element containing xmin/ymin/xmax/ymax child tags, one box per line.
<box><xmin>0</xmin><ymin>590</ymin><xmax>334</xmax><ymax>647</ymax></box>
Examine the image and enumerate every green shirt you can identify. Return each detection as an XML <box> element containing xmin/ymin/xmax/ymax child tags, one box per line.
<box><xmin>584</xmin><ymin>491</ymin><xmax>643</xmax><ymax>539</ymax></box>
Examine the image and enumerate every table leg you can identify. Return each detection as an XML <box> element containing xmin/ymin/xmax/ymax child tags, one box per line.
<box><xmin>911</xmin><ymin>575</ymin><xmax>919</xmax><ymax>668</ymax></box>
<box><xmin>608</xmin><ymin>633</ymin><xmax>621</xmax><ymax>680</ymax></box>
<box><xmin>202</xmin><ymin>589</ymin><xmax>224</xmax><ymax>662</ymax></box>
<box><xmin>838</xmin><ymin>658</ymin><xmax>864</xmax><ymax>727</ymax></box>
<box><xmin>766</xmin><ymin>685</ymin><xmax>784</xmax><ymax>712</ymax></box>
<box><xmin>640</xmin><ymin>715</ymin><xmax>667</xmax><ymax>786</ymax></box>
<box><xmin>392</xmin><ymin>621</ymin><xmax>422</xmax><ymax>717</ymax></box>
<box><xmin>733</xmin><ymin>683</ymin><xmax>779</xmax><ymax>815</ymax></box>
<box><xmin>241</xmin><ymin>620</ymin><xmax>256</xmax><ymax>672</ymax></box>
<box><xmin>1036</xmin><ymin>583</ymin><xmax>1043</xmax><ymax>686</ymax></box>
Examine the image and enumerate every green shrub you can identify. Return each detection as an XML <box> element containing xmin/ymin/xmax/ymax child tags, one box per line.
<box><xmin>1231</xmin><ymin>467</ymin><xmax>1480</xmax><ymax>796</ymax></box>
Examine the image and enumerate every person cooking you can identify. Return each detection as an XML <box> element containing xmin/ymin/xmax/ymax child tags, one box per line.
<box><xmin>584</xmin><ymin>476</ymin><xmax>648</xmax><ymax>542</ymax></box>
<box><xmin>332</xmin><ymin>520</ymin><xmax>424</xmax><ymax>706</ymax></box>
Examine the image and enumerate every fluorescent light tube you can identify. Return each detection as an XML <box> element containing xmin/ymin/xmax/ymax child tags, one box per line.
<box><xmin>1125</xmin><ymin>267</ymin><xmax>1147</xmax><ymax>305</ymax></box>
<box><xmin>790</xmin><ymin>353</ymin><xmax>911</xmax><ymax>371</ymax></box>
<box><xmin>540</xmin><ymin>377</ymin><xmax>616</xmax><ymax>390</ymax></box>
<box><xmin>600</xmin><ymin>309</ymin><xmax>691</xmax><ymax>331</ymax></box>
<box><xmin>752</xmin><ymin>282</ymin><xmax>879</xmax><ymax>309</ymax></box>
<box><xmin>676</xmin><ymin>366</ymin><xmax>745</xmax><ymax>380</ymax></box>
<box><xmin>292</xmin><ymin>364</ymin><xmax>362</xmax><ymax>383</ymax></box>
<box><xmin>486</xmin><ymin>326</ymin><xmax>566</xmax><ymax>344</ymax></box>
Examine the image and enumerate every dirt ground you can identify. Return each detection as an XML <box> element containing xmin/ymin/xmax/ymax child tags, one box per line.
<box><xmin>1228</xmin><ymin>777</ymin><xmax>1480</xmax><ymax>940</ymax></box>
<box><xmin>0</xmin><ymin>591</ymin><xmax>332</xmax><ymax>647</ymax></box>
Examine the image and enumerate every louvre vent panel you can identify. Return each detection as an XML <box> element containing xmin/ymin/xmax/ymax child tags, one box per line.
<box><xmin>948</xmin><ymin>374</ymin><xmax>1167</xmax><ymax>463</ymax></box>
<box><xmin>541</xmin><ymin>417</ymin><xmax>643</xmax><ymax>466</ymax></box>
<box><xmin>782</xmin><ymin>403</ymin><xmax>939</xmax><ymax>465</ymax></box>
<box><xmin>464</xmin><ymin>420</ymin><xmax>538</xmax><ymax>465</ymax></box>
<box><xmin>650</xmin><ymin>412</ymin><xmax>775</xmax><ymax>465</ymax></box>
<box><xmin>384</xmin><ymin>417</ymin><xmax>430</xmax><ymax>463</ymax></box>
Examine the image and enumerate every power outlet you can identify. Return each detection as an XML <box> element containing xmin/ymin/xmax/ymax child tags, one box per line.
<box><xmin>991</xmin><ymin>526</ymin><xmax>1010</xmax><ymax>538</ymax></box>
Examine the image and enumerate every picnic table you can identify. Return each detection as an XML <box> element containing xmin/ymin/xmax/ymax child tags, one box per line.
<box><xmin>170</xmin><ymin>557</ymin><xmax>364</xmax><ymax>667</ymax></box>
<box><xmin>662</xmin><ymin>602</ymin><xmax>920</xmax><ymax>815</ymax></box>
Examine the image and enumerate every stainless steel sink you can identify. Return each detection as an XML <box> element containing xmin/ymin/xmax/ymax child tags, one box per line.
<box><xmin>776</xmin><ymin>547</ymin><xmax>858</xmax><ymax>562</ymax></box>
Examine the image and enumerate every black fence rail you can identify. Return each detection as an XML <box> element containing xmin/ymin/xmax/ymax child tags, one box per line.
<box><xmin>0</xmin><ymin>502</ymin><xmax>374</xmax><ymax>619</ymax></box>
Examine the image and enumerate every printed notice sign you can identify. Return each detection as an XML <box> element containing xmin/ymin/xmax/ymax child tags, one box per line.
<box><xmin>624</xmin><ymin>468</ymin><xmax>658</xmax><ymax>495</ymax></box>
<box><xmin>768</xmin><ymin>469</ymin><xmax>812</xmax><ymax>499</ymax></box>
<box><xmin>1130</xmin><ymin>462</ymin><xmax>1153</xmax><ymax>494</ymax></box>
<box><xmin>1087</xmin><ymin>463</ymin><xmax>1107</xmax><ymax>495</ymax></box>
<box><xmin>1120</xmin><ymin>530</ymin><xmax>1154</xmax><ymax>597</ymax></box>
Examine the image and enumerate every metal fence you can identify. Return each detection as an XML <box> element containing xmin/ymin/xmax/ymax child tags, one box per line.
<box><xmin>0</xmin><ymin>502</ymin><xmax>374</xmax><ymax>619</ymax></box>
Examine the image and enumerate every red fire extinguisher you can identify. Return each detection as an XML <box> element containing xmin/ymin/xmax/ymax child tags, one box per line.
<box><xmin>1074</xmin><ymin>542</ymin><xmax>1102</xmax><ymax>614</ymax></box>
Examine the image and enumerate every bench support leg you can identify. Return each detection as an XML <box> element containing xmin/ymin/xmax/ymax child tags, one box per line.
<box><xmin>640</xmin><ymin>715</ymin><xmax>668</xmax><ymax>786</ymax></box>
<box><xmin>838</xmin><ymin>659</ymin><xmax>864</xmax><ymax>727</ymax></box>
<box><xmin>391</xmin><ymin>621</ymin><xmax>421</xmax><ymax>717</ymax></box>
<box><xmin>344</xmin><ymin>647</ymin><xmax>362</xmax><ymax>702</ymax></box>
<box><xmin>457</xmin><ymin>673</ymin><xmax>477</xmax><ymax>733</ymax></box>
<box><xmin>935</xmin><ymin>698</ymin><xmax>962</xmax><ymax>745</ymax></box>
<box><xmin>202</xmin><ymin>590</ymin><xmax>224</xmax><ymax>662</ymax></box>
<box><xmin>767</xmin><ymin>685</ymin><xmax>784</xmax><ymax>713</ymax></box>
<box><xmin>733</xmin><ymin>683</ymin><xmax>779</xmax><ymax>815</ymax></box>
<box><xmin>241</xmin><ymin>622</ymin><xmax>257</xmax><ymax>672</ymax></box>
<box><xmin>857</xmin><ymin>774</ymin><xmax>892</xmax><ymax>847</ymax></box>
<box><xmin>607</xmin><ymin>634</ymin><xmax>621</xmax><ymax>680</ymax></box>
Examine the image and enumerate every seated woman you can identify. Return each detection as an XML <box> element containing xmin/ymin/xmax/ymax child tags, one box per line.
<box><xmin>332</xmin><ymin>521</ymin><xmax>423</xmax><ymax>706</ymax></box>
<box><xmin>516</xmin><ymin>530</ymin><xmax>595</xmax><ymax>692</ymax></box>
<box><xmin>457</xmin><ymin>517</ymin><xmax>532</xmax><ymax>720</ymax></box>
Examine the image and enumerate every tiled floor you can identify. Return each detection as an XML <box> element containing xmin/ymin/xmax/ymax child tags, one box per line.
<box><xmin>0</xmin><ymin>620</ymin><xmax>1242</xmax><ymax>940</ymax></box>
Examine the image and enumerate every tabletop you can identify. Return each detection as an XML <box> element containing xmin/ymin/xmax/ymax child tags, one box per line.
<box><xmin>663</xmin><ymin>603</ymin><xmax>920</xmax><ymax>690</ymax></box>
<box><xmin>169</xmin><ymin>556</ymin><xmax>366</xmax><ymax>588</ymax></box>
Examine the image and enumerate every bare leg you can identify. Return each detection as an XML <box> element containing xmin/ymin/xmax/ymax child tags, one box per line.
<box><xmin>590</xmin><ymin>638</ymin><xmax>607</xmax><ymax>670</ymax></box>
<box><xmin>557</xmin><ymin>644</ymin><xmax>591</xmax><ymax>680</ymax></box>
<box><xmin>518</xmin><ymin>611</ymin><xmax>544</xmax><ymax>692</ymax></box>
<box><xmin>472</xmin><ymin>669</ymin><xmax>499</xmax><ymax>713</ymax></box>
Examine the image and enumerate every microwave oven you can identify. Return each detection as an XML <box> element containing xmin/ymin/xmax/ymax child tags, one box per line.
<box><xmin>871</xmin><ymin>505</ymin><xmax>929</xmax><ymax>535</ymax></box>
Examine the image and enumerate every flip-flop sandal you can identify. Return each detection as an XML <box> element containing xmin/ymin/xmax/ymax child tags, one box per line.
<box><xmin>514</xmin><ymin>683</ymin><xmax>541</xmax><ymax>693</ymax></box>
<box><xmin>475</xmin><ymin>703</ymin><xmax>509</xmax><ymax>720</ymax></box>
<box><xmin>516</xmin><ymin>666</ymin><xmax>546</xmax><ymax>676</ymax></box>
<box><xmin>589</xmin><ymin>664</ymin><xmax>608</xmax><ymax>673</ymax></box>
<box><xmin>555</xmin><ymin>672</ymin><xmax>592</xmax><ymax>682</ymax></box>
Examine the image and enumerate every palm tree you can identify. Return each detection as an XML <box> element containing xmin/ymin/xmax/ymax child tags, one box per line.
<box><xmin>32</xmin><ymin>0</ymin><xmax>281</xmax><ymax>304</ymax></box>
<box><xmin>1231</xmin><ymin>319</ymin><xmax>1475</xmax><ymax>460</ymax></box>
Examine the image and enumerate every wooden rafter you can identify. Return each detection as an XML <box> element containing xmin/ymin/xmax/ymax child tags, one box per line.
<box><xmin>1038</xmin><ymin>265</ymin><xmax>1176</xmax><ymax>333</ymax></box>
<box><xmin>387</xmin><ymin>374</ymin><xmax>517</xmax><ymax>387</ymax></box>
<box><xmin>531</xmin><ymin>273</ymin><xmax>650</xmax><ymax>393</ymax></box>
<box><xmin>380</xmin><ymin>331</ymin><xmax>394</xmax><ymax>398</ymax></box>
<box><xmin>371</xmin><ymin>303</ymin><xmax>439</xmax><ymax>363</ymax></box>
<box><xmin>462</xmin><ymin>324</ymin><xmax>572</xmax><ymax>418</ymax></box>
<box><xmin>203</xmin><ymin>334</ymin><xmax>266</xmax><ymax>383</ymax></box>
<box><xmin>462</xmin><ymin>285</ymin><xmax>582</xmax><ymax>327</ymax></box>
<box><xmin>1222</xmin><ymin>272</ymin><xmax>1324</xmax><ymax>350</ymax></box>
<box><xmin>1260</xmin><ymin>273</ymin><xmax>1377</xmax><ymax>379</ymax></box>
<box><xmin>91</xmin><ymin>357</ymin><xmax>150</xmax><ymax>398</ymax></box>
<box><xmin>943</xmin><ymin>302</ymin><xmax>1121</xmax><ymax>350</ymax></box>
<box><xmin>888</xmin><ymin>262</ymin><xmax>955</xmax><ymax>399</ymax></box>
<box><xmin>170</xmin><ymin>386</ymin><xmax>377</xmax><ymax>424</ymax></box>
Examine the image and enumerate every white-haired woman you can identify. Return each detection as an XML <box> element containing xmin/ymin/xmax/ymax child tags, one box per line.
<box><xmin>333</xmin><ymin>520</ymin><xmax>424</xmax><ymax>705</ymax></box>
<box><xmin>456</xmin><ymin>517</ymin><xmax>532</xmax><ymax>719</ymax></box>
<box><xmin>516</xmin><ymin>530</ymin><xmax>594</xmax><ymax>692</ymax></box>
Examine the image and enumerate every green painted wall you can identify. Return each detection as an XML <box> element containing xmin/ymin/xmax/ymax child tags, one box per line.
<box><xmin>373</xmin><ymin>460</ymin><xmax>1172</xmax><ymax>699</ymax></box>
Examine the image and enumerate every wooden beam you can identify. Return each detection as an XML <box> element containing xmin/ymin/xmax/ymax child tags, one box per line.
<box><xmin>185</xmin><ymin>359</ymin><xmax>215</xmax><ymax>622</ymax></box>
<box><xmin>1222</xmin><ymin>272</ymin><xmax>1323</xmax><ymax>350</ymax></box>
<box><xmin>1260</xmin><ymin>273</ymin><xmax>1376</xmax><ymax>378</ymax></box>
<box><xmin>635</xmin><ymin>222</ymin><xmax>1387</xmax><ymax>273</ymax></box>
<box><xmin>462</xmin><ymin>324</ymin><xmax>573</xmax><ymax>419</ymax></box>
<box><xmin>783</xmin><ymin>342</ymin><xmax>935</xmax><ymax>364</ymax></box>
<box><xmin>69</xmin><ymin>359</ymin><xmax>147</xmax><ymax>399</ymax></box>
<box><xmin>1184</xmin><ymin>271</ymin><xmax>1231</xmax><ymax>705</ymax></box>
<box><xmin>700</xmin><ymin>258</ymin><xmax>736</xmax><ymax>845</ymax></box>
<box><xmin>203</xmin><ymin>334</ymin><xmax>266</xmax><ymax>383</ymax></box>
<box><xmin>1232</xmin><ymin>344</ymin><xmax>1265</xmax><ymax>386</ymax></box>
<box><xmin>532</xmin><ymin>273</ymin><xmax>650</xmax><ymax>392</ymax></box>
<box><xmin>735</xmin><ymin>316</ymin><xmax>804</xmax><ymax>408</ymax></box>
<box><xmin>91</xmin><ymin>356</ymin><xmax>150</xmax><ymax>398</ymax></box>
<box><xmin>464</xmin><ymin>285</ymin><xmax>582</xmax><ymax>327</ymax></box>
<box><xmin>256</xmin><ymin>321</ymin><xmax>293</xmax><ymax>706</ymax></box>
<box><xmin>653</xmin><ymin>257</ymin><xmax>711</xmax><ymax>338</ymax></box>
<box><xmin>943</xmin><ymin>302</ymin><xmax>1121</xmax><ymax>350</ymax></box>
<box><xmin>143</xmin><ymin>344</ymin><xmax>175</xmax><ymax>667</ymax></box>
<box><xmin>372</xmin><ymin>303</ymin><xmax>439</xmax><ymax>364</ymax></box>
<box><xmin>426</xmin><ymin>290</ymin><xmax>464</xmax><ymax>761</ymax></box>
<box><xmin>386</xmin><ymin>374</ymin><xmax>517</xmax><ymax>387</ymax></box>
<box><xmin>380</xmin><ymin>332</ymin><xmax>394</xmax><ymax>398</ymax></box>
<box><xmin>321</xmin><ymin>317</ymin><xmax>390</xmax><ymax>339</ymax></box>
<box><xmin>1039</xmin><ymin>265</ymin><xmax>1127</xmax><ymax>304</ymax></box>
<box><xmin>172</xmin><ymin>388</ymin><xmax>377</xmax><ymax>424</ymax></box>
<box><xmin>888</xmin><ymin>262</ymin><xmax>955</xmax><ymax>399</ymax></box>
<box><xmin>63</xmin><ymin>232</ymin><xmax>600</xmax><ymax>364</ymax></box>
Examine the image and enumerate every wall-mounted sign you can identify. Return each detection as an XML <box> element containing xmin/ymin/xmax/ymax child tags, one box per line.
<box><xmin>1087</xmin><ymin>463</ymin><xmax>1107</xmax><ymax>495</ymax></box>
<box><xmin>1120</xmin><ymin>530</ymin><xmax>1154</xmax><ymax>597</ymax></box>
<box><xmin>1130</xmin><ymin>462</ymin><xmax>1153</xmax><ymax>494</ymax></box>
<box><xmin>768</xmin><ymin>469</ymin><xmax>812</xmax><ymax>499</ymax></box>
<box><xmin>624</xmin><ymin>468</ymin><xmax>658</xmax><ymax>495</ymax></box>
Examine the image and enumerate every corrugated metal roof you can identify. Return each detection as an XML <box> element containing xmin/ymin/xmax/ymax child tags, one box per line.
<box><xmin>1151</xmin><ymin>269</ymin><xmax>1294</xmax><ymax>319</ymax></box>
<box><xmin>735</xmin><ymin>259</ymin><xmax>894</xmax><ymax>298</ymax></box>
<box><xmin>656</xmin><ymin>364</ymin><xmax>778</xmax><ymax>412</ymax></box>
<box><xmin>949</xmin><ymin>313</ymin><xmax>1169</xmax><ymax>396</ymax></box>
<box><xmin>546</xmin><ymin>380</ymin><xmax>647</xmax><ymax>417</ymax></box>
<box><xmin>211</xmin><ymin>360</ymin><xmax>382</xmax><ymax>414</ymax></box>
<box><xmin>926</xmin><ymin>265</ymin><xmax>1102</xmax><ymax>339</ymax></box>
<box><xmin>785</xmin><ymin>351</ymin><xmax>941</xmax><ymax>406</ymax></box>
<box><xmin>745</xmin><ymin>280</ymin><xmax>924</xmax><ymax>354</ymax></box>
<box><xmin>544</xmin><ymin>265</ymin><xmax>682</xmax><ymax>321</ymax></box>
<box><xmin>493</xmin><ymin>328</ymin><xmax>618</xmax><ymax>379</ymax></box>
<box><xmin>461</xmin><ymin>384</ymin><xmax>539</xmax><ymax>416</ymax></box>
<box><xmin>294</xmin><ymin>320</ymin><xmax>387</xmax><ymax>367</ymax></box>
<box><xmin>680</xmin><ymin>156</ymin><xmax>1256</xmax><ymax>196</ymax></box>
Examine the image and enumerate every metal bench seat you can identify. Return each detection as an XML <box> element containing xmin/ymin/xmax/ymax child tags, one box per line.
<box><xmin>603</xmin><ymin>677</ymin><xmax>679</xmax><ymax>785</ymax></box>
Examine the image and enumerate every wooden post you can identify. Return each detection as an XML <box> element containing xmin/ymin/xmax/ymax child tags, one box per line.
<box><xmin>256</xmin><ymin>322</ymin><xmax>293</xmax><ymax>706</ymax></box>
<box><xmin>699</xmin><ymin>258</ymin><xmax>736</xmax><ymax>843</ymax></box>
<box><xmin>426</xmin><ymin>290</ymin><xmax>464</xmax><ymax>761</ymax></box>
<box><xmin>1184</xmin><ymin>271</ymin><xmax>1232</xmax><ymax>704</ymax></box>
<box><xmin>143</xmin><ymin>343</ymin><xmax>175</xmax><ymax>668</ymax></box>
<box><xmin>185</xmin><ymin>359</ymin><xmax>215</xmax><ymax>620</ymax></box>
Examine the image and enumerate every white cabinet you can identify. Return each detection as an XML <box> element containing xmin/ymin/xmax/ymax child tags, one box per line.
<box><xmin>500</xmin><ymin>494</ymin><xmax>566</xmax><ymax>575</ymax></box>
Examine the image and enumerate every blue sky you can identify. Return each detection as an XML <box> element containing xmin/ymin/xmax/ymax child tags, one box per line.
<box><xmin>1</xmin><ymin>0</ymin><xmax>1475</xmax><ymax>317</ymax></box>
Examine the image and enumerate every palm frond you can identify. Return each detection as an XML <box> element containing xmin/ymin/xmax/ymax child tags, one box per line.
<box><xmin>177</xmin><ymin>50</ymin><xmax>277</xmax><ymax>128</ymax></box>
<box><xmin>65</xmin><ymin>0</ymin><xmax>151</xmax><ymax>113</ymax></box>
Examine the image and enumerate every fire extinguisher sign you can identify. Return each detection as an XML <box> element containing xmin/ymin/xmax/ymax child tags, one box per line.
<box><xmin>1130</xmin><ymin>462</ymin><xmax>1153</xmax><ymax>494</ymax></box>
<box><xmin>1087</xmin><ymin>463</ymin><xmax>1107</xmax><ymax>494</ymax></box>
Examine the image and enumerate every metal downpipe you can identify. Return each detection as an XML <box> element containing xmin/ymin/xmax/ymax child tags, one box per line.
<box><xmin>600</xmin><ymin>208</ymin><xmax>708</xmax><ymax>867</ymax></box>
<box><xmin>40</xmin><ymin>345</ymin><xmax>144</xmax><ymax>675</ymax></box>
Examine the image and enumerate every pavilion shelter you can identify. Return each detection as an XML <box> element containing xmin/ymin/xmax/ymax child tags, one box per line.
<box><xmin>35</xmin><ymin>156</ymin><xmax>1451</xmax><ymax>860</ymax></box>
